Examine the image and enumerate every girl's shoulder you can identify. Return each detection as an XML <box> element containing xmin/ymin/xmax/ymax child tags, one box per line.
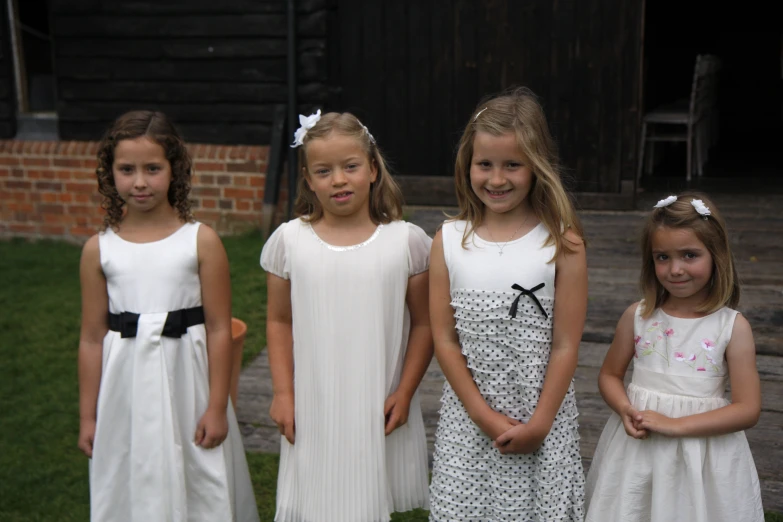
<box><xmin>439</xmin><ymin>219</ymin><xmax>468</xmax><ymax>242</ymax></box>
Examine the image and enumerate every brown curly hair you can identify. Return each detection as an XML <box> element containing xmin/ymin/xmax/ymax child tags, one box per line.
<box><xmin>96</xmin><ymin>110</ymin><xmax>194</xmax><ymax>230</ymax></box>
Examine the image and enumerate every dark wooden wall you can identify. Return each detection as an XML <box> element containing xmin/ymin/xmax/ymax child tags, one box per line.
<box><xmin>0</xmin><ymin>1</ymin><xmax>17</xmax><ymax>138</ymax></box>
<box><xmin>330</xmin><ymin>0</ymin><xmax>644</xmax><ymax>194</ymax></box>
<box><xmin>49</xmin><ymin>0</ymin><xmax>332</xmax><ymax>144</ymax></box>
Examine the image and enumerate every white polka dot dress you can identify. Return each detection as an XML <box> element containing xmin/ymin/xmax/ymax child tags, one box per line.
<box><xmin>429</xmin><ymin>220</ymin><xmax>585</xmax><ymax>521</ymax></box>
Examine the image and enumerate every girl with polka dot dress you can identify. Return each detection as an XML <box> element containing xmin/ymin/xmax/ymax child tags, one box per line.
<box><xmin>585</xmin><ymin>193</ymin><xmax>764</xmax><ymax>521</ymax></box>
<box><xmin>428</xmin><ymin>87</ymin><xmax>588</xmax><ymax>521</ymax></box>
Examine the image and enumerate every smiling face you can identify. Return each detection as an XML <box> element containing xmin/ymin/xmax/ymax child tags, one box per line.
<box><xmin>652</xmin><ymin>226</ymin><xmax>714</xmax><ymax>306</ymax></box>
<box><xmin>469</xmin><ymin>131</ymin><xmax>535</xmax><ymax>218</ymax></box>
<box><xmin>112</xmin><ymin>136</ymin><xmax>173</xmax><ymax>214</ymax></box>
<box><xmin>303</xmin><ymin>132</ymin><xmax>378</xmax><ymax>220</ymax></box>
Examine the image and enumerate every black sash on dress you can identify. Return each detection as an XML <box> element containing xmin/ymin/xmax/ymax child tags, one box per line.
<box><xmin>108</xmin><ymin>306</ymin><xmax>205</xmax><ymax>338</ymax></box>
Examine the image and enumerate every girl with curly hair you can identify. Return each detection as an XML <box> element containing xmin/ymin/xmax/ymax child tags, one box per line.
<box><xmin>77</xmin><ymin>110</ymin><xmax>259</xmax><ymax>521</ymax></box>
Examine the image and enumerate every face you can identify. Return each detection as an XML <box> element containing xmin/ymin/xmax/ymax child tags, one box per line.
<box><xmin>112</xmin><ymin>137</ymin><xmax>173</xmax><ymax>213</ymax></box>
<box><xmin>304</xmin><ymin>132</ymin><xmax>378</xmax><ymax>219</ymax></box>
<box><xmin>651</xmin><ymin>226</ymin><xmax>714</xmax><ymax>304</ymax></box>
<box><xmin>469</xmin><ymin>131</ymin><xmax>535</xmax><ymax>216</ymax></box>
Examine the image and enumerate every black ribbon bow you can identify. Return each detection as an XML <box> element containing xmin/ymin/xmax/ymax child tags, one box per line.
<box><xmin>509</xmin><ymin>283</ymin><xmax>548</xmax><ymax>319</ymax></box>
<box><xmin>112</xmin><ymin>311</ymin><xmax>140</xmax><ymax>339</ymax></box>
<box><xmin>109</xmin><ymin>307</ymin><xmax>205</xmax><ymax>339</ymax></box>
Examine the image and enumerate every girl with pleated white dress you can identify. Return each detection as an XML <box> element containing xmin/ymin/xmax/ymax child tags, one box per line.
<box><xmin>77</xmin><ymin>110</ymin><xmax>258</xmax><ymax>522</ymax></box>
<box><xmin>585</xmin><ymin>193</ymin><xmax>764</xmax><ymax>521</ymax></box>
<box><xmin>261</xmin><ymin>111</ymin><xmax>432</xmax><ymax>522</ymax></box>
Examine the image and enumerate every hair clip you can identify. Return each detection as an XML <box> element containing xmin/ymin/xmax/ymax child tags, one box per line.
<box><xmin>691</xmin><ymin>199</ymin><xmax>711</xmax><ymax>218</ymax></box>
<box><xmin>361</xmin><ymin>124</ymin><xmax>376</xmax><ymax>144</ymax></box>
<box><xmin>473</xmin><ymin>107</ymin><xmax>488</xmax><ymax>122</ymax></box>
<box><xmin>290</xmin><ymin>109</ymin><xmax>322</xmax><ymax>148</ymax></box>
<box><xmin>653</xmin><ymin>195</ymin><xmax>677</xmax><ymax>208</ymax></box>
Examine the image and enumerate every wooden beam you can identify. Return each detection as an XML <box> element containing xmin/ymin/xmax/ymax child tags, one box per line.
<box><xmin>397</xmin><ymin>176</ymin><xmax>636</xmax><ymax>210</ymax></box>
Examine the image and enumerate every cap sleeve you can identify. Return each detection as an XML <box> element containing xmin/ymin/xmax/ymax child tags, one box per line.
<box><xmin>407</xmin><ymin>223</ymin><xmax>433</xmax><ymax>277</ymax></box>
<box><xmin>260</xmin><ymin>222</ymin><xmax>290</xmax><ymax>279</ymax></box>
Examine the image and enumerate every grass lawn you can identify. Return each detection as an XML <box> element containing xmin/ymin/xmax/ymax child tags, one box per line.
<box><xmin>0</xmin><ymin>233</ymin><xmax>427</xmax><ymax>521</ymax></box>
<box><xmin>0</xmin><ymin>233</ymin><xmax>778</xmax><ymax>522</ymax></box>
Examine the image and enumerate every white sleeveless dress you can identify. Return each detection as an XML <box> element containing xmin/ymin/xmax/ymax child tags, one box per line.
<box><xmin>260</xmin><ymin>218</ymin><xmax>432</xmax><ymax>522</ymax></box>
<box><xmin>429</xmin><ymin>220</ymin><xmax>585</xmax><ymax>521</ymax></box>
<box><xmin>90</xmin><ymin>222</ymin><xmax>259</xmax><ymax>522</ymax></box>
<box><xmin>585</xmin><ymin>304</ymin><xmax>764</xmax><ymax>521</ymax></box>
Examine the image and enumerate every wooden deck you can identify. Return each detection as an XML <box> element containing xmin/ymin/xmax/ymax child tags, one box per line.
<box><xmin>237</xmin><ymin>192</ymin><xmax>783</xmax><ymax>513</ymax></box>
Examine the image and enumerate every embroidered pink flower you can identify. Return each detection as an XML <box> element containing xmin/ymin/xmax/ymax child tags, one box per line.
<box><xmin>674</xmin><ymin>352</ymin><xmax>686</xmax><ymax>362</ymax></box>
<box><xmin>652</xmin><ymin>322</ymin><xmax>660</xmax><ymax>327</ymax></box>
<box><xmin>644</xmin><ymin>340</ymin><xmax>651</xmax><ymax>346</ymax></box>
<box><xmin>634</xmin><ymin>336</ymin><xmax>642</xmax><ymax>345</ymax></box>
<box><xmin>687</xmin><ymin>354</ymin><xmax>696</xmax><ymax>362</ymax></box>
<box><xmin>706</xmin><ymin>354</ymin><xmax>717</xmax><ymax>365</ymax></box>
<box><xmin>697</xmin><ymin>367</ymin><xmax>706</xmax><ymax>371</ymax></box>
<box><xmin>657</xmin><ymin>335</ymin><xmax>662</xmax><ymax>341</ymax></box>
<box><xmin>664</xmin><ymin>328</ymin><xmax>674</xmax><ymax>337</ymax></box>
<box><xmin>701</xmin><ymin>338</ymin><xmax>716</xmax><ymax>351</ymax></box>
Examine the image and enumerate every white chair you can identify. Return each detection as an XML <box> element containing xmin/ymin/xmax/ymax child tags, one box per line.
<box><xmin>637</xmin><ymin>54</ymin><xmax>721</xmax><ymax>184</ymax></box>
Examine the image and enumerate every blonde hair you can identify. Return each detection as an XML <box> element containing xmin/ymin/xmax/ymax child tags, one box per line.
<box><xmin>452</xmin><ymin>87</ymin><xmax>583</xmax><ymax>259</ymax></box>
<box><xmin>293</xmin><ymin>112</ymin><xmax>403</xmax><ymax>224</ymax></box>
<box><xmin>640</xmin><ymin>192</ymin><xmax>739</xmax><ymax>318</ymax></box>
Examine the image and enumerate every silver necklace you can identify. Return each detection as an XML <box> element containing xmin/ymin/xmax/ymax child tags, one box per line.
<box><xmin>485</xmin><ymin>214</ymin><xmax>531</xmax><ymax>256</ymax></box>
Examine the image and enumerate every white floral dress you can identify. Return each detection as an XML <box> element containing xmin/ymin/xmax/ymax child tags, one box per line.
<box><xmin>585</xmin><ymin>304</ymin><xmax>764</xmax><ymax>522</ymax></box>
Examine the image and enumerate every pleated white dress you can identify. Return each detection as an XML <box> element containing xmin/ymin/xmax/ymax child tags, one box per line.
<box><xmin>260</xmin><ymin>218</ymin><xmax>432</xmax><ymax>522</ymax></box>
<box><xmin>585</xmin><ymin>304</ymin><xmax>764</xmax><ymax>522</ymax></box>
<box><xmin>429</xmin><ymin>221</ymin><xmax>585</xmax><ymax>522</ymax></box>
<box><xmin>90</xmin><ymin>222</ymin><xmax>259</xmax><ymax>522</ymax></box>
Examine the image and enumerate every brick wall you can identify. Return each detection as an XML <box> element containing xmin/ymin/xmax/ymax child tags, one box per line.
<box><xmin>0</xmin><ymin>140</ymin><xmax>283</xmax><ymax>242</ymax></box>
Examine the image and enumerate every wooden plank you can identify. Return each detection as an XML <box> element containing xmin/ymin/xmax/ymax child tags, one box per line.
<box><xmin>506</xmin><ymin>0</ymin><xmax>550</xmax><ymax>103</ymax></box>
<box><xmin>356</xmin><ymin>0</ymin><xmax>381</xmax><ymax>130</ymax></box>
<box><xmin>55</xmin><ymin>38</ymin><xmax>288</xmax><ymax>59</ymax></box>
<box><xmin>53</xmin><ymin>14</ymin><xmax>289</xmax><ymax>38</ymax></box>
<box><xmin>597</xmin><ymin>0</ymin><xmax>622</xmax><ymax>193</ymax></box>
<box><xmin>55</xmin><ymin>9</ymin><xmax>326</xmax><ymax>36</ymax></box>
<box><xmin>50</xmin><ymin>0</ymin><xmax>288</xmax><ymax>15</ymax></box>
<box><xmin>452</xmin><ymin>0</ymin><xmax>478</xmax><ymax>137</ymax></box>
<box><xmin>335</xmin><ymin>0</ymin><xmax>362</xmax><ymax>113</ymax></box>
<box><xmin>618</xmin><ymin>0</ymin><xmax>644</xmax><ymax>183</ymax></box>
<box><xmin>58</xmin><ymin>101</ymin><xmax>277</xmax><ymax>123</ymax></box>
<box><xmin>58</xmin><ymin>120</ymin><xmax>271</xmax><ymax>145</ymax></box>
<box><xmin>476</xmin><ymin>0</ymin><xmax>506</xmax><ymax>97</ymax></box>
<box><xmin>397</xmin><ymin>176</ymin><xmax>635</xmax><ymax>208</ymax></box>
<box><xmin>429</xmin><ymin>0</ymin><xmax>455</xmax><ymax>179</ymax></box>
<box><xmin>383</xmin><ymin>1</ymin><xmax>408</xmax><ymax>174</ymax></box>
<box><xmin>406</xmin><ymin>0</ymin><xmax>431</xmax><ymax>177</ymax></box>
<box><xmin>54</xmin><ymin>57</ymin><xmax>287</xmax><ymax>83</ymax></box>
<box><xmin>0</xmin><ymin>121</ymin><xmax>15</xmax><ymax>139</ymax></box>
<box><xmin>546</xmin><ymin>0</ymin><xmax>576</xmax><ymax>184</ymax></box>
<box><xmin>57</xmin><ymin>80</ymin><xmax>287</xmax><ymax>104</ymax></box>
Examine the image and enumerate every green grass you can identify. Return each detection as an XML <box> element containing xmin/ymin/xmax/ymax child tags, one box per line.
<box><xmin>0</xmin><ymin>233</ymin><xmax>428</xmax><ymax>521</ymax></box>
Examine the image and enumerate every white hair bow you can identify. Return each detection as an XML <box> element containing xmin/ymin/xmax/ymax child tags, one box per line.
<box><xmin>691</xmin><ymin>199</ymin><xmax>711</xmax><ymax>217</ymax></box>
<box><xmin>290</xmin><ymin>109</ymin><xmax>322</xmax><ymax>148</ymax></box>
<box><xmin>653</xmin><ymin>195</ymin><xmax>677</xmax><ymax>208</ymax></box>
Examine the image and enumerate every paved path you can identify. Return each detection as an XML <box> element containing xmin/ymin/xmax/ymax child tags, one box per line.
<box><xmin>236</xmin><ymin>192</ymin><xmax>783</xmax><ymax>512</ymax></box>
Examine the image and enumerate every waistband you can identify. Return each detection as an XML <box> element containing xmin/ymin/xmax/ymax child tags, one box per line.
<box><xmin>108</xmin><ymin>306</ymin><xmax>204</xmax><ymax>339</ymax></box>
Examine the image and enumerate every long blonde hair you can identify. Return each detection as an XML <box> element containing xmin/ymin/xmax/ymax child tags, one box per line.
<box><xmin>639</xmin><ymin>192</ymin><xmax>739</xmax><ymax>317</ymax></box>
<box><xmin>452</xmin><ymin>87</ymin><xmax>583</xmax><ymax>259</ymax></box>
<box><xmin>293</xmin><ymin>112</ymin><xmax>403</xmax><ymax>224</ymax></box>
